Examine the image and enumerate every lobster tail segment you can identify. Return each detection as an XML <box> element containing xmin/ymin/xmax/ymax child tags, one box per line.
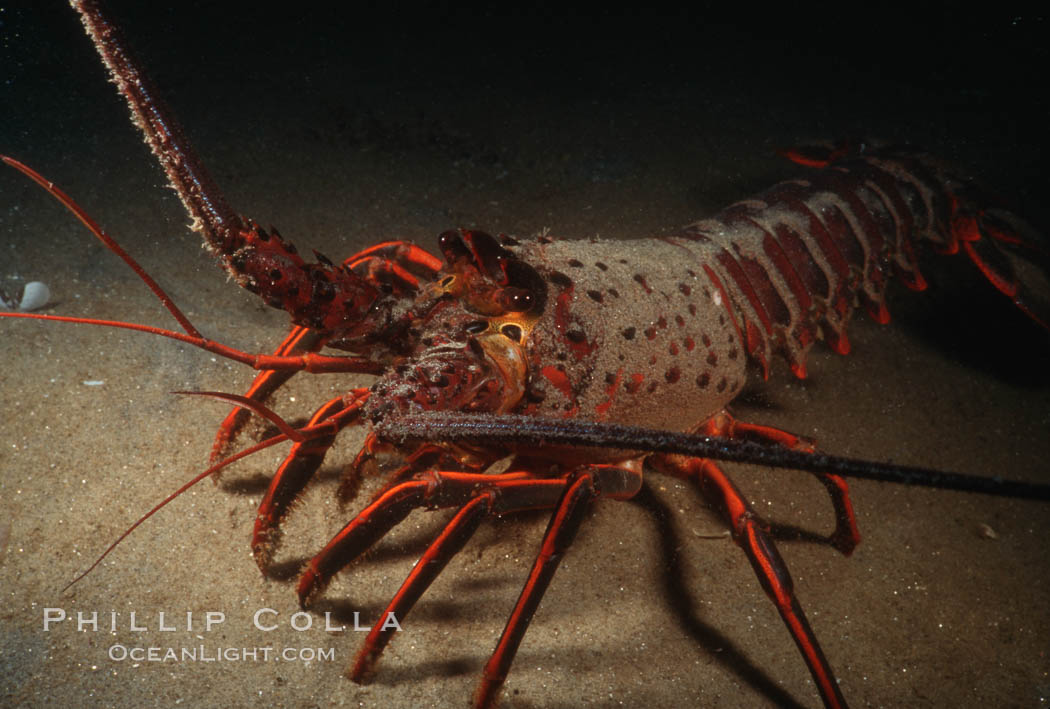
<box><xmin>682</xmin><ymin>143</ymin><xmax>1048</xmax><ymax>382</ymax></box>
<box><xmin>784</xmin><ymin>142</ymin><xmax>1050</xmax><ymax>331</ymax></box>
<box><xmin>958</xmin><ymin>209</ymin><xmax>1050</xmax><ymax>330</ymax></box>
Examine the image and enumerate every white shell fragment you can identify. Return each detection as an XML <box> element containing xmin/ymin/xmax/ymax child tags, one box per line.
<box><xmin>17</xmin><ymin>282</ymin><xmax>51</xmax><ymax>311</ymax></box>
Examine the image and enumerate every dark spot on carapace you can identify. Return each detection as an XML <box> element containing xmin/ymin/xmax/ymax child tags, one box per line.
<box><xmin>644</xmin><ymin>327</ymin><xmax>657</xmax><ymax>340</ymax></box>
<box><xmin>687</xmin><ymin>269</ymin><xmax>697</xmax><ymax>278</ymax></box>
<box><xmin>566</xmin><ymin>330</ymin><xmax>587</xmax><ymax>343</ymax></box>
<box><xmin>618</xmin><ymin>259</ymin><xmax>628</xmax><ymax>264</ymax></box>
<box><xmin>668</xmin><ymin>342</ymin><xmax>679</xmax><ymax>356</ymax></box>
<box><xmin>665</xmin><ymin>367</ymin><xmax>681</xmax><ymax>383</ymax></box>
<box><xmin>648</xmin><ymin>354</ymin><xmax>657</xmax><ymax>365</ymax></box>
<box><xmin>625</xmin><ymin>373</ymin><xmax>644</xmax><ymax>394</ymax></box>
<box><xmin>633</xmin><ymin>274</ymin><xmax>652</xmax><ymax>293</ymax></box>
<box><xmin>605</xmin><ymin>372</ymin><xmax>617</xmax><ymax>384</ymax></box>
<box><xmin>657</xmin><ymin>316</ymin><xmax>667</xmax><ymax>328</ymax></box>
<box><xmin>675</xmin><ymin>314</ymin><xmax>685</xmax><ymax>327</ymax></box>
<box><xmin>587</xmin><ymin>290</ymin><xmax>603</xmax><ymax>303</ymax></box>
<box><xmin>268</xmin><ymin>269</ymin><xmax>282</xmax><ymax>281</ymax></box>
<box><xmin>622</xmin><ymin>326</ymin><xmax>636</xmax><ymax>340</ymax></box>
<box><xmin>684</xmin><ymin>336</ymin><xmax>695</xmax><ymax>351</ymax></box>
<box><xmin>701</xmin><ymin>334</ymin><xmax>712</xmax><ymax>347</ymax></box>
<box><xmin>719</xmin><ymin>314</ymin><xmax>726</xmax><ymax>325</ymax></box>
<box><xmin>647</xmin><ymin>381</ymin><xmax>659</xmax><ymax>393</ymax></box>
<box><xmin>688</xmin><ymin>303</ymin><xmax>697</xmax><ymax>316</ymax></box>
<box><xmin>696</xmin><ymin>372</ymin><xmax>710</xmax><ymax>388</ymax></box>
<box><xmin>608</xmin><ymin>288</ymin><xmax>620</xmax><ymax>298</ymax></box>
<box><xmin>549</xmin><ymin>271</ymin><xmax>573</xmax><ymax>288</ymax></box>
<box><xmin>566</xmin><ymin>259</ymin><xmax>584</xmax><ymax>268</ymax></box>
<box><xmin>595</xmin><ymin>261</ymin><xmax>608</xmax><ymax>271</ymax></box>
<box><xmin>706</xmin><ymin>351</ymin><xmax>718</xmax><ymax>366</ymax></box>
<box><xmin>717</xmin><ymin>378</ymin><xmax>727</xmax><ymax>392</ymax></box>
<box><xmin>312</xmin><ymin>280</ymin><xmax>335</xmax><ymax>302</ymax></box>
<box><xmin>678</xmin><ymin>283</ymin><xmax>692</xmax><ymax>296</ymax></box>
<box><xmin>728</xmin><ymin>348</ymin><xmax>738</xmax><ymax>360</ymax></box>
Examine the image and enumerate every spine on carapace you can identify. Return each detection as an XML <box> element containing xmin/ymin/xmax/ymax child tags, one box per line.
<box><xmin>674</xmin><ymin>145</ymin><xmax>1040</xmax><ymax>378</ymax></box>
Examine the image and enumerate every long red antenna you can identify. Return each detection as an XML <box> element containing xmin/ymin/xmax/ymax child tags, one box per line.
<box><xmin>2</xmin><ymin>155</ymin><xmax>201</xmax><ymax>337</ymax></box>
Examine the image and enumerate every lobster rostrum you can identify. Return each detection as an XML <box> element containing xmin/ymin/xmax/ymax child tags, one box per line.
<box><xmin>2</xmin><ymin>2</ymin><xmax>1048</xmax><ymax>708</ymax></box>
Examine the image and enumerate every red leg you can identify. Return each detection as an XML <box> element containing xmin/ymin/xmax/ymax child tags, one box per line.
<box><xmin>349</xmin><ymin>492</ymin><xmax>492</xmax><ymax>681</ymax></box>
<box><xmin>297</xmin><ymin>470</ymin><xmax>571</xmax><ymax>606</ymax></box>
<box><xmin>653</xmin><ymin>454</ymin><xmax>848</xmax><ymax>709</ymax></box>
<box><xmin>338</xmin><ymin>436</ymin><xmax>476</xmax><ymax>506</ymax></box>
<box><xmin>211</xmin><ymin>325</ymin><xmax>325</xmax><ymax>465</ymax></box>
<box><xmin>473</xmin><ymin>463</ymin><xmax>642</xmax><ymax>708</ymax></box>
<box><xmin>252</xmin><ymin>390</ymin><xmax>368</xmax><ymax>570</ymax></box>
<box><xmin>703</xmin><ymin>410</ymin><xmax>860</xmax><ymax>555</ymax></box>
<box><xmin>299</xmin><ymin>461</ymin><xmax>640</xmax><ymax>704</ymax></box>
<box><xmin>343</xmin><ymin>240</ymin><xmax>442</xmax><ymax>279</ymax></box>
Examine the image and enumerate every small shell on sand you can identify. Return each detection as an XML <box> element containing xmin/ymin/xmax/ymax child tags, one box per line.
<box><xmin>18</xmin><ymin>282</ymin><xmax>51</xmax><ymax>311</ymax></box>
<box><xmin>0</xmin><ymin>281</ymin><xmax>51</xmax><ymax>311</ymax></box>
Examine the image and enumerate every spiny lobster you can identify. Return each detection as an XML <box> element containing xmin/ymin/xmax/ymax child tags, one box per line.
<box><xmin>2</xmin><ymin>2</ymin><xmax>1049</xmax><ymax>708</ymax></box>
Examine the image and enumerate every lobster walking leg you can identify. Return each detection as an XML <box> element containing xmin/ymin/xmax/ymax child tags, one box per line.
<box><xmin>252</xmin><ymin>390</ymin><xmax>369</xmax><ymax>570</ymax></box>
<box><xmin>349</xmin><ymin>493</ymin><xmax>492</xmax><ymax>681</ymax></box>
<box><xmin>211</xmin><ymin>325</ymin><xmax>325</xmax><ymax>463</ymax></box>
<box><xmin>653</xmin><ymin>453</ymin><xmax>848</xmax><ymax>709</ymax></box>
<box><xmin>291</xmin><ymin>461</ymin><xmax>641</xmax><ymax>701</ymax></box>
<box><xmin>297</xmin><ymin>472</ymin><xmax>570</xmax><ymax>606</ymax></box>
<box><xmin>474</xmin><ymin>464</ymin><xmax>643</xmax><ymax>708</ymax></box>
<box><xmin>701</xmin><ymin>411</ymin><xmax>860</xmax><ymax>554</ymax></box>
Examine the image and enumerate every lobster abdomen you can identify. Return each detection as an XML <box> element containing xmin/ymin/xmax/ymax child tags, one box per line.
<box><xmin>510</xmin><ymin>147</ymin><xmax>1046</xmax><ymax>431</ymax></box>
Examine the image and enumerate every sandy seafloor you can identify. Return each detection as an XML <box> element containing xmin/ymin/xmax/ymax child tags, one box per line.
<box><xmin>1</xmin><ymin>4</ymin><xmax>1048</xmax><ymax>708</ymax></box>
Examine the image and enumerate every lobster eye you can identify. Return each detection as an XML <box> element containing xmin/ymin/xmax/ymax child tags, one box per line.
<box><xmin>438</xmin><ymin>231</ymin><xmax>457</xmax><ymax>250</ymax></box>
<box><xmin>500</xmin><ymin>323</ymin><xmax>523</xmax><ymax>342</ymax></box>
<box><xmin>499</xmin><ymin>287</ymin><xmax>534</xmax><ymax>313</ymax></box>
